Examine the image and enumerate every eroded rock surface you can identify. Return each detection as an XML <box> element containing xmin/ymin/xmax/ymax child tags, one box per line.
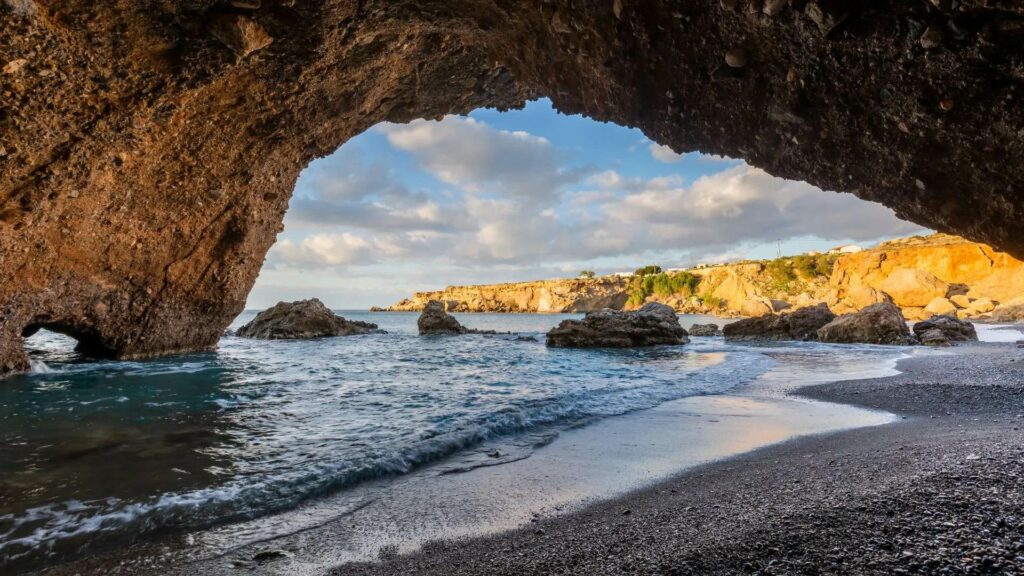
<box><xmin>546</xmin><ymin>303</ymin><xmax>688</xmax><ymax>348</ymax></box>
<box><xmin>912</xmin><ymin>315</ymin><xmax>978</xmax><ymax>346</ymax></box>
<box><xmin>723</xmin><ymin>303</ymin><xmax>836</xmax><ymax>342</ymax></box>
<box><xmin>817</xmin><ymin>303</ymin><xmax>916</xmax><ymax>345</ymax></box>
<box><xmin>417</xmin><ymin>300</ymin><xmax>468</xmax><ymax>335</ymax></box>
<box><xmin>2</xmin><ymin>2</ymin><xmax>1023</xmax><ymax>372</ymax></box>
<box><xmin>688</xmin><ymin>323</ymin><xmax>722</xmax><ymax>337</ymax></box>
<box><xmin>236</xmin><ymin>299</ymin><xmax>378</xmax><ymax>339</ymax></box>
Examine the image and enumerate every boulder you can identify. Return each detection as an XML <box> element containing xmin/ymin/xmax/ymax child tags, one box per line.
<box><xmin>418</xmin><ymin>300</ymin><xmax>468</xmax><ymax>335</ymax></box>
<box><xmin>875</xmin><ymin>267</ymin><xmax>949</xmax><ymax>308</ymax></box>
<box><xmin>912</xmin><ymin>315</ymin><xmax>978</xmax><ymax>346</ymax></box>
<box><xmin>723</xmin><ymin>303</ymin><xmax>836</xmax><ymax>341</ymax></box>
<box><xmin>901</xmin><ymin>307</ymin><xmax>932</xmax><ymax>321</ymax></box>
<box><xmin>740</xmin><ymin>296</ymin><xmax>774</xmax><ymax>317</ymax></box>
<box><xmin>236</xmin><ymin>299</ymin><xmax>379</xmax><ymax>339</ymax></box>
<box><xmin>689</xmin><ymin>323</ymin><xmax>722</xmax><ymax>337</ymax></box>
<box><xmin>967</xmin><ymin>297</ymin><xmax>995</xmax><ymax>314</ymax></box>
<box><xmin>949</xmin><ymin>294</ymin><xmax>972</xmax><ymax>308</ymax></box>
<box><xmin>816</xmin><ymin>302</ymin><xmax>915</xmax><ymax>345</ymax></box>
<box><xmin>546</xmin><ymin>302</ymin><xmax>689</xmax><ymax>348</ymax></box>
<box><xmin>924</xmin><ymin>296</ymin><xmax>957</xmax><ymax>316</ymax></box>
<box><xmin>987</xmin><ymin>297</ymin><xmax>1024</xmax><ymax>322</ymax></box>
<box><xmin>845</xmin><ymin>285</ymin><xmax>892</xmax><ymax>310</ymax></box>
<box><xmin>794</xmin><ymin>292</ymin><xmax>818</xmax><ymax>308</ymax></box>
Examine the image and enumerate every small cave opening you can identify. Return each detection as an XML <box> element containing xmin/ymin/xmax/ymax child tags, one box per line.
<box><xmin>21</xmin><ymin>322</ymin><xmax>117</xmax><ymax>367</ymax></box>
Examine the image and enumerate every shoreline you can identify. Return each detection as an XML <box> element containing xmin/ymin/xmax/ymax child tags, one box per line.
<box><xmin>25</xmin><ymin>340</ymin><xmax>1024</xmax><ymax>575</ymax></box>
<box><xmin>336</xmin><ymin>342</ymin><xmax>1024</xmax><ymax>575</ymax></box>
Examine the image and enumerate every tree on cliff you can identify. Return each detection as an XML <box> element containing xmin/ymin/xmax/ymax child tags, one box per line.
<box><xmin>580</xmin><ymin>270</ymin><xmax>596</xmax><ymax>279</ymax></box>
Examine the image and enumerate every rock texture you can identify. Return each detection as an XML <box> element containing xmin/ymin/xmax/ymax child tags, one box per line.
<box><xmin>817</xmin><ymin>303</ymin><xmax>916</xmax><ymax>345</ymax></box>
<box><xmin>546</xmin><ymin>303</ymin><xmax>688</xmax><ymax>348</ymax></box>
<box><xmin>236</xmin><ymin>298</ymin><xmax>378</xmax><ymax>339</ymax></box>
<box><xmin>417</xmin><ymin>300</ymin><xmax>469</xmax><ymax>335</ymax></box>
<box><xmin>688</xmin><ymin>323</ymin><xmax>722</xmax><ymax>337</ymax></box>
<box><xmin>722</xmin><ymin>303</ymin><xmax>836</xmax><ymax>342</ymax></box>
<box><xmin>2</xmin><ymin>3</ymin><xmax>1024</xmax><ymax>373</ymax></box>
<box><xmin>912</xmin><ymin>315</ymin><xmax>978</xmax><ymax>346</ymax></box>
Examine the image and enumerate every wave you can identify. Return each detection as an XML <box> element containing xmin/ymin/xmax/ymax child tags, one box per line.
<box><xmin>0</xmin><ymin>349</ymin><xmax>769</xmax><ymax>569</ymax></box>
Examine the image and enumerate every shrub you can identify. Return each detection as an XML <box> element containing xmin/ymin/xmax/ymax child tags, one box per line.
<box><xmin>791</xmin><ymin>254</ymin><xmax>837</xmax><ymax>278</ymax></box>
<box><xmin>701</xmin><ymin>295</ymin><xmax>724</xmax><ymax>310</ymax></box>
<box><xmin>633</xmin><ymin>265</ymin><xmax>663</xmax><ymax>277</ymax></box>
<box><xmin>580</xmin><ymin>270</ymin><xmax>596</xmax><ymax>279</ymax></box>
<box><xmin>626</xmin><ymin>271</ymin><xmax>699</xmax><ymax>306</ymax></box>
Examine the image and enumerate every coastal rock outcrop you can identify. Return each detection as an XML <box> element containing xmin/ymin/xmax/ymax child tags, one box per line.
<box><xmin>546</xmin><ymin>303</ymin><xmax>688</xmax><ymax>348</ymax></box>
<box><xmin>236</xmin><ymin>299</ymin><xmax>379</xmax><ymax>339</ymax></box>
<box><xmin>2</xmin><ymin>3</ymin><xmax>1024</xmax><ymax>374</ymax></box>
<box><xmin>912</xmin><ymin>315</ymin><xmax>978</xmax><ymax>347</ymax></box>
<box><xmin>417</xmin><ymin>301</ymin><xmax>468</xmax><ymax>335</ymax></box>
<box><xmin>688</xmin><ymin>323</ymin><xmax>722</xmax><ymax>337</ymax></box>
<box><xmin>390</xmin><ymin>278</ymin><xmax>629</xmax><ymax>313</ymax></box>
<box><xmin>816</xmin><ymin>303</ymin><xmax>915</xmax><ymax>346</ymax></box>
<box><xmin>723</xmin><ymin>304</ymin><xmax>836</xmax><ymax>342</ymax></box>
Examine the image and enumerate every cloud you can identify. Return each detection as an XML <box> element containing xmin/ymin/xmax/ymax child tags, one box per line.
<box><xmin>269</xmin><ymin>233</ymin><xmax>374</xmax><ymax>268</ymax></box>
<box><xmin>594</xmin><ymin>165</ymin><xmax>922</xmax><ymax>253</ymax></box>
<box><xmin>379</xmin><ymin>116</ymin><xmax>594</xmax><ymax>201</ymax></box>
<box><xmin>649</xmin><ymin>143</ymin><xmax>684</xmax><ymax>163</ymax></box>
<box><xmin>284</xmin><ymin>147</ymin><xmax>471</xmax><ymax>233</ymax></box>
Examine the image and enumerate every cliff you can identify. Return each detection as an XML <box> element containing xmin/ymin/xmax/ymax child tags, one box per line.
<box><xmin>385</xmin><ymin>235</ymin><xmax>1024</xmax><ymax>320</ymax></box>
<box><xmin>388</xmin><ymin>277</ymin><xmax>630</xmax><ymax>313</ymax></box>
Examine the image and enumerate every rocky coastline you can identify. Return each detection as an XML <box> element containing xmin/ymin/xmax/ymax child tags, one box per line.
<box><xmin>382</xmin><ymin>234</ymin><xmax>1024</xmax><ymax>323</ymax></box>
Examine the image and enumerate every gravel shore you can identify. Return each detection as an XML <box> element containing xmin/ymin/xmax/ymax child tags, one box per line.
<box><xmin>337</xmin><ymin>343</ymin><xmax>1024</xmax><ymax>575</ymax></box>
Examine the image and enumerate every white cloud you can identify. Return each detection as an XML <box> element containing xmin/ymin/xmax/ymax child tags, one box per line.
<box><xmin>270</xmin><ymin>233</ymin><xmax>373</xmax><ymax>268</ymax></box>
<box><xmin>379</xmin><ymin>116</ymin><xmax>593</xmax><ymax>201</ymax></box>
<box><xmin>649</xmin><ymin>143</ymin><xmax>684</xmax><ymax>163</ymax></box>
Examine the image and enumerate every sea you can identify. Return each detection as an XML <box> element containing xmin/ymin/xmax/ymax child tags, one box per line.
<box><xmin>0</xmin><ymin>310</ymin><xmax>944</xmax><ymax>571</ymax></box>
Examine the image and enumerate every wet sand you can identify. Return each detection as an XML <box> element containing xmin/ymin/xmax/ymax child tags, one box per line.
<box><xmin>29</xmin><ymin>342</ymin><xmax>1024</xmax><ymax>575</ymax></box>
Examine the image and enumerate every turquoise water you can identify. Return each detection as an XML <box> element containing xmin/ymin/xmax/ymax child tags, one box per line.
<box><xmin>0</xmin><ymin>311</ymin><xmax>905</xmax><ymax>571</ymax></box>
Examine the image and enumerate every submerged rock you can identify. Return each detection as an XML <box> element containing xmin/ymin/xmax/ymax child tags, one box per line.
<box><xmin>689</xmin><ymin>323</ymin><xmax>723</xmax><ymax>337</ymax></box>
<box><xmin>723</xmin><ymin>303</ymin><xmax>836</xmax><ymax>342</ymax></box>
<box><xmin>546</xmin><ymin>303</ymin><xmax>688</xmax><ymax>348</ymax></box>
<box><xmin>817</xmin><ymin>302</ymin><xmax>916</xmax><ymax>345</ymax></box>
<box><xmin>236</xmin><ymin>299</ymin><xmax>379</xmax><ymax>339</ymax></box>
<box><xmin>912</xmin><ymin>315</ymin><xmax>978</xmax><ymax>346</ymax></box>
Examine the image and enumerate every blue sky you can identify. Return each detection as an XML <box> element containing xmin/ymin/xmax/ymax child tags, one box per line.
<box><xmin>248</xmin><ymin>99</ymin><xmax>924</xmax><ymax>309</ymax></box>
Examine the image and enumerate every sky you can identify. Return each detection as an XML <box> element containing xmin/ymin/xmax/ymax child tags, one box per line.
<box><xmin>247</xmin><ymin>99</ymin><xmax>926</xmax><ymax>309</ymax></box>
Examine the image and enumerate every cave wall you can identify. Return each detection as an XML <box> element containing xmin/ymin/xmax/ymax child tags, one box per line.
<box><xmin>1</xmin><ymin>0</ymin><xmax>1022</xmax><ymax>372</ymax></box>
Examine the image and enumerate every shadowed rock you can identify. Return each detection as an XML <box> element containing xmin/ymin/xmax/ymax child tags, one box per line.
<box><xmin>723</xmin><ymin>303</ymin><xmax>836</xmax><ymax>342</ymax></box>
<box><xmin>236</xmin><ymin>299</ymin><xmax>379</xmax><ymax>339</ymax></box>
<box><xmin>546</xmin><ymin>303</ymin><xmax>688</xmax><ymax>348</ymax></box>
<box><xmin>689</xmin><ymin>323</ymin><xmax>722</xmax><ymax>337</ymax></box>
<box><xmin>817</xmin><ymin>303</ymin><xmax>916</xmax><ymax>345</ymax></box>
<box><xmin>2</xmin><ymin>2</ymin><xmax>1024</xmax><ymax>374</ymax></box>
<box><xmin>913</xmin><ymin>315</ymin><xmax>978</xmax><ymax>347</ymax></box>
<box><xmin>418</xmin><ymin>300</ymin><xmax>469</xmax><ymax>335</ymax></box>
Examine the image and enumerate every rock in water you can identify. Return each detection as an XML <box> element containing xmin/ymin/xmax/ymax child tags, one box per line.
<box><xmin>546</xmin><ymin>303</ymin><xmax>689</xmax><ymax>348</ymax></box>
<box><xmin>912</xmin><ymin>315</ymin><xmax>978</xmax><ymax>346</ymax></box>
<box><xmin>816</xmin><ymin>302</ymin><xmax>916</xmax><ymax>345</ymax></box>
<box><xmin>418</xmin><ymin>300</ymin><xmax>468</xmax><ymax>335</ymax></box>
<box><xmin>689</xmin><ymin>323</ymin><xmax>722</xmax><ymax>337</ymax></box>
<box><xmin>723</xmin><ymin>303</ymin><xmax>836</xmax><ymax>341</ymax></box>
<box><xmin>236</xmin><ymin>299</ymin><xmax>379</xmax><ymax>339</ymax></box>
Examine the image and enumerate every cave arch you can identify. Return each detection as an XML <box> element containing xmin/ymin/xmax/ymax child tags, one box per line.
<box><xmin>22</xmin><ymin>320</ymin><xmax>117</xmax><ymax>360</ymax></box>
<box><xmin>1</xmin><ymin>0</ymin><xmax>1022</xmax><ymax>373</ymax></box>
